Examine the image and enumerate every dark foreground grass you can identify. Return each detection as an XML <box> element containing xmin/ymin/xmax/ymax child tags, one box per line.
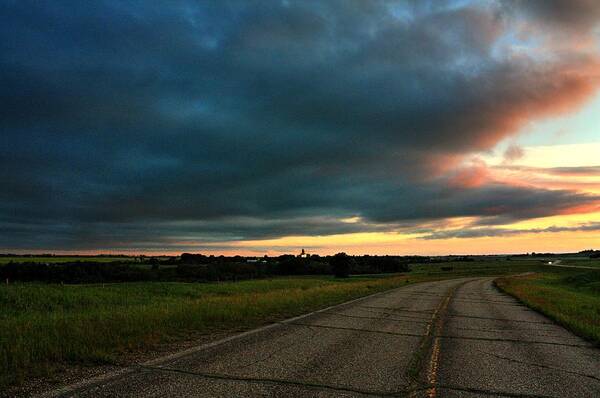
<box><xmin>0</xmin><ymin>259</ymin><xmax>546</xmax><ymax>390</ymax></box>
<box><xmin>496</xmin><ymin>270</ymin><xmax>600</xmax><ymax>345</ymax></box>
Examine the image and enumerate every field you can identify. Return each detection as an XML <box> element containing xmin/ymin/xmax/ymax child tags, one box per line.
<box><xmin>0</xmin><ymin>258</ymin><xmax>556</xmax><ymax>390</ymax></box>
<box><xmin>496</xmin><ymin>269</ymin><xmax>600</xmax><ymax>345</ymax></box>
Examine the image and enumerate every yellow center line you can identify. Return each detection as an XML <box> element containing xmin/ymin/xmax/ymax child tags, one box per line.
<box><xmin>425</xmin><ymin>290</ymin><xmax>454</xmax><ymax>398</ymax></box>
<box><xmin>408</xmin><ymin>283</ymin><xmax>459</xmax><ymax>398</ymax></box>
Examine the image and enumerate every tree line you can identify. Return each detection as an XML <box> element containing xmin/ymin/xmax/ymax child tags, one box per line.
<box><xmin>0</xmin><ymin>253</ymin><xmax>412</xmax><ymax>283</ymax></box>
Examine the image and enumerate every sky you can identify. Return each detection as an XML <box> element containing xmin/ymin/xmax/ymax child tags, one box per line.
<box><xmin>1</xmin><ymin>0</ymin><xmax>600</xmax><ymax>256</ymax></box>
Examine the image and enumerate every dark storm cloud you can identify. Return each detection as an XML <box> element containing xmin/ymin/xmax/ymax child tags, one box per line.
<box><xmin>496</xmin><ymin>165</ymin><xmax>600</xmax><ymax>177</ymax></box>
<box><xmin>0</xmin><ymin>216</ymin><xmax>389</xmax><ymax>251</ymax></box>
<box><xmin>361</xmin><ymin>183</ymin><xmax>599</xmax><ymax>223</ymax></box>
<box><xmin>1</xmin><ymin>0</ymin><xmax>600</xmax><ymax>251</ymax></box>
<box><xmin>514</xmin><ymin>0</ymin><xmax>600</xmax><ymax>31</ymax></box>
<box><xmin>421</xmin><ymin>222</ymin><xmax>600</xmax><ymax>240</ymax></box>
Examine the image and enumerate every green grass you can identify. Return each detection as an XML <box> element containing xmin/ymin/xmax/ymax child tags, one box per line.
<box><xmin>0</xmin><ymin>259</ymin><xmax>550</xmax><ymax>390</ymax></box>
<box><xmin>495</xmin><ymin>270</ymin><xmax>600</xmax><ymax>345</ymax></box>
<box><xmin>0</xmin><ymin>256</ymin><xmax>134</xmax><ymax>264</ymax></box>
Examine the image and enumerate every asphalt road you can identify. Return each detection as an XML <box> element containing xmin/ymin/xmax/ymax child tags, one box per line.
<box><xmin>44</xmin><ymin>278</ymin><xmax>600</xmax><ymax>397</ymax></box>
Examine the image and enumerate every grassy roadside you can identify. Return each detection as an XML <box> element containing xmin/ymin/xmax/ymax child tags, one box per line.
<box><xmin>495</xmin><ymin>271</ymin><xmax>600</xmax><ymax>345</ymax></box>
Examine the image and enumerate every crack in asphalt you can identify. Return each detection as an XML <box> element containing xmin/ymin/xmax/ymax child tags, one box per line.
<box><xmin>403</xmin><ymin>292</ymin><xmax>519</xmax><ymax>305</ymax></box>
<box><xmin>137</xmin><ymin>365</ymin><xmax>567</xmax><ymax>398</ymax></box>
<box><xmin>360</xmin><ymin>305</ymin><xmax>437</xmax><ymax>315</ymax></box>
<box><xmin>234</xmin><ymin>323</ymin><xmax>319</xmax><ymax>370</ymax></box>
<box><xmin>476</xmin><ymin>349</ymin><xmax>600</xmax><ymax>383</ymax></box>
<box><xmin>449</xmin><ymin>325</ymin><xmax>576</xmax><ymax>338</ymax></box>
<box><xmin>321</xmin><ymin>311</ymin><xmax>431</xmax><ymax>324</ymax></box>
<box><xmin>281</xmin><ymin>321</ymin><xmax>425</xmax><ymax>338</ymax></box>
<box><xmin>438</xmin><ymin>333</ymin><xmax>593</xmax><ymax>348</ymax></box>
<box><xmin>138</xmin><ymin>364</ymin><xmax>408</xmax><ymax>397</ymax></box>
<box><xmin>447</xmin><ymin>313</ymin><xmax>553</xmax><ymax>324</ymax></box>
<box><xmin>429</xmin><ymin>384</ymin><xmax>557</xmax><ymax>398</ymax></box>
<box><xmin>131</xmin><ymin>365</ymin><xmax>564</xmax><ymax>398</ymax></box>
<box><xmin>358</xmin><ymin>308</ymin><xmax>433</xmax><ymax>321</ymax></box>
<box><xmin>450</xmin><ymin>299</ymin><xmax>523</xmax><ymax>306</ymax></box>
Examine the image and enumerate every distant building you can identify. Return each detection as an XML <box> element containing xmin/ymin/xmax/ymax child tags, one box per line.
<box><xmin>298</xmin><ymin>249</ymin><xmax>310</xmax><ymax>258</ymax></box>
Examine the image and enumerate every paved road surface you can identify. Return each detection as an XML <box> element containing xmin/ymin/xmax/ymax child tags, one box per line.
<box><xmin>45</xmin><ymin>278</ymin><xmax>600</xmax><ymax>397</ymax></box>
<box><xmin>549</xmin><ymin>264</ymin><xmax>600</xmax><ymax>270</ymax></box>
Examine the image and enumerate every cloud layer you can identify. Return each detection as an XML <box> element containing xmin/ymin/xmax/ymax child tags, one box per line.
<box><xmin>1</xmin><ymin>0</ymin><xmax>600</xmax><ymax>251</ymax></box>
<box><xmin>422</xmin><ymin>222</ymin><xmax>600</xmax><ymax>240</ymax></box>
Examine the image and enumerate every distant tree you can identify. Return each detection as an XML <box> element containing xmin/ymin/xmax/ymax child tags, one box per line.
<box><xmin>277</xmin><ymin>256</ymin><xmax>307</xmax><ymax>275</ymax></box>
<box><xmin>180</xmin><ymin>253</ymin><xmax>195</xmax><ymax>263</ymax></box>
<box><xmin>330</xmin><ymin>252</ymin><xmax>352</xmax><ymax>278</ymax></box>
<box><xmin>377</xmin><ymin>257</ymin><xmax>410</xmax><ymax>273</ymax></box>
<box><xmin>149</xmin><ymin>257</ymin><xmax>160</xmax><ymax>270</ymax></box>
<box><xmin>180</xmin><ymin>253</ymin><xmax>206</xmax><ymax>264</ymax></box>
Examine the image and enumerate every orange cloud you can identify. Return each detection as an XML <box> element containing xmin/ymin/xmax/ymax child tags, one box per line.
<box><xmin>490</xmin><ymin>163</ymin><xmax>600</xmax><ymax>194</ymax></box>
<box><xmin>557</xmin><ymin>202</ymin><xmax>600</xmax><ymax>216</ymax></box>
<box><xmin>447</xmin><ymin>159</ymin><xmax>490</xmax><ymax>188</ymax></box>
